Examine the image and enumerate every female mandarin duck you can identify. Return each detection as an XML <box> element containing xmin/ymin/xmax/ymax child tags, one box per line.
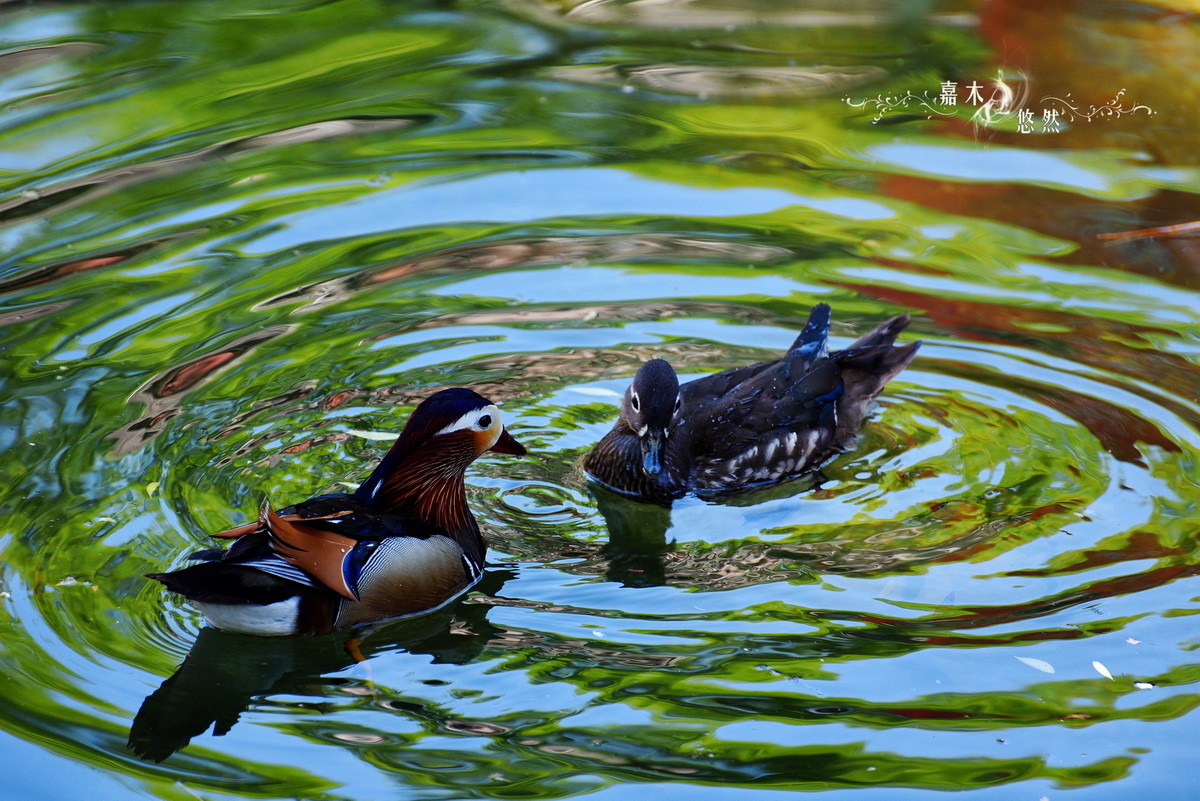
<box><xmin>583</xmin><ymin>304</ymin><xmax>919</xmax><ymax>502</ymax></box>
<box><xmin>148</xmin><ymin>388</ymin><xmax>525</xmax><ymax>636</ymax></box>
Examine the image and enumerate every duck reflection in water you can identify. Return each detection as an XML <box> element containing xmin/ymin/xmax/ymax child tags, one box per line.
<box><xmin>585</xmin><ymin>304</ymin><xmax>919</xmax><ymax>582</ymax></box>
<box><xmin>591</xmin><ymin>484</ymin><xmax>674</xmax><ymax>587</ymax></box>
<box><xmin>128</xmin><ymin>569</ymin><xmax>514</xmax><ymax>762</ymax></box>
<box><xmin>130</xmin><ymin>387</ymin><xmax>525</xmax><ymax>761</ymax></box>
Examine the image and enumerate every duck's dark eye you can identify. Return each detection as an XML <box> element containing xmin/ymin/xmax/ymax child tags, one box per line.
<box><xmin>673</xmin><ymin>396</ymin><xmax>681</xmax><ymax>414</ymax></box>
<box><xmin>631</xmin><ymin>393</ymin><xmax>640</xmax><ymax>412</ymax></box>
<box><xmin>478</xmin><ymin>414</ymin><xmax>493</xmax><ymax>429</ymax></box>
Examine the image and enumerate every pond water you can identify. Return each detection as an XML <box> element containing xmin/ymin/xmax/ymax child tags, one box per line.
<box><xmin>3</xmin><ymin>0</ymin><xmax>1200</xmax><ymax>798</ymax></box>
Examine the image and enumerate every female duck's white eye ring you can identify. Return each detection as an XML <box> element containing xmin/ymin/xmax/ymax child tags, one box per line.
<box><xmin>631</xmin><ymin>392</ymin><xmax>641</xmax><ymax>412</ymax></box>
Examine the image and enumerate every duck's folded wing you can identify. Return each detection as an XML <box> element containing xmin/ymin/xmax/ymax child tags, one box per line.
<box><xmin>681</xmin><ymin>360</ymin><xmax>768</xmax><ymax>406</ymax></box>
<box><xmin>207</xmin><ymin>491</ymin><xmax>364</xmax><ymax>540</ymax></box>
<box><xmin>204</xmin><ymin>492</ymin><xmax>424</xmax><ymax>601</ymax></box>
<box><xmin>151</xmin><ymin>529</ymin><xmax>319</xmax><ymax>606</ymax></box>
<box><xmin>697</xmin><ymin>359</ymin><xmax>843</xmax><ymax>457</ymax></box>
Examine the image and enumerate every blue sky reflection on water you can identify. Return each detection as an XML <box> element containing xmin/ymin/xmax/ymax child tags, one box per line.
<box><xmin>427</xmin><ymin>265</ymin><xmax>809</xmax><ymax>303</ymax></box>
<box><xmin>246</xmin><ymin>168</ymin><xmax>895</xmax><ymax>254</ymax></box>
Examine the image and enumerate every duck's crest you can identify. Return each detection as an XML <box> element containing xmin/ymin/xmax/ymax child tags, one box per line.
<box><xmin>353</xmin><ymin>388</ymin><xmax>490</xmax><ymax>510</ymax></box>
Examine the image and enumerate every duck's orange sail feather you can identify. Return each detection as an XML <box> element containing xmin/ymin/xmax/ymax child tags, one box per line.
<box><xmin>210</xmin><ymin>521</ymin><xmax>261</xmax><ymax>539</ymax></box>
<box><xmin>265</xmin><ymin>506</ymin><xmax>359</xmax><ymax>601</ymax></box>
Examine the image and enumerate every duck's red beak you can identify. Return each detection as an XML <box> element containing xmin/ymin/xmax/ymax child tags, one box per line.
<box><xmin>490</xmin><ymin>427</ymin><xmax>526</xmax><ymax>456</ymax></box>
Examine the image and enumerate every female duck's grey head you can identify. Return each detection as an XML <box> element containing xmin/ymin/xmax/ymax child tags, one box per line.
<box><xmin>623</xmin><ymin>359</ymin><xmax>681</xmax><ymax>475</ymax></box>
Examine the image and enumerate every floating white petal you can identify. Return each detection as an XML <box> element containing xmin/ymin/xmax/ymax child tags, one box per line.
<box><xmin>346</xmin><ymin>429</ymin><xmax>398</xmax><ymax>441</ymax></box>
<box><xmin>1015</xmin><ymin>656</ymin><xmax>1055</xmax><ymax>674</ymax></box>
<box><xmin>571</xmin><ymin>387</ymin><xmax>624</xmax><ymax>398</ymax></box>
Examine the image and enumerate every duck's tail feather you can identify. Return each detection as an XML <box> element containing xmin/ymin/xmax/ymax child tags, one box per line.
<box><xmin>145</xmin><ymin>559</ymin><xmax>308</xmax><ymax>606</ymax></box>
<box><xmin>835</xmin><ymin>313</ymin><xmax>920</xmax><ymax>398</ymax></box>
<box><xmin>846</xmin><ymin>312</ymin><xmax>911</xmax><ymax>351</ymax></box>
<box><xmin>833</xmin><ymin>326</ymin><xmax>921</xmax><ymax>444</ymax></box>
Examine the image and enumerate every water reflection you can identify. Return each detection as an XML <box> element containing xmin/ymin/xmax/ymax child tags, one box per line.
<box><xmin>572</xmin><ymin>473</ymin><xmax>1067</xmax><ymax>590</ymax></box>
<box><xmin>552</xmin><ymin>64</ymin><xmax>888</xmax><ymax>99</ymax></box>
<box><xmin>0</xmin><ymin>117</ymin><xmax>423</xmax><ymax>225</ymax></box>
<box><xmin>555</xmin><ymin>0</ymin><xmax>974</xmax><ymax>30</ymax></box>
<box><xmin>130</xmin><ymin>570</ymin><xmax>515</xmax><ymax>762</ymax></box>
<box><xmin>111</xmin><ymin>325</ymin><xmax>293</xmax><ymax>455</ymax></box>
<box><xmin>260</xmin><ymin>233</ymin><xmax>796</xmax><ymax>313</ymax></box>
<box><xmin>593</xmin><ymin>486</ymin><xmax>674</xmax><ymax>586</ymax></box>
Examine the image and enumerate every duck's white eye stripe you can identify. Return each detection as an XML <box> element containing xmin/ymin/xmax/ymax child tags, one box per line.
<box><xmin>435</xmin><ymin>404</ymin><xmax>501</xmax><ymax>436</ymax></box>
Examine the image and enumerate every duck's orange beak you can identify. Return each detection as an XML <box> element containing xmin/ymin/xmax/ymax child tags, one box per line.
<box><xmin>490</xmin><ymin>427</ymin><xmax>526</xmax><ymax>456</ymax></box>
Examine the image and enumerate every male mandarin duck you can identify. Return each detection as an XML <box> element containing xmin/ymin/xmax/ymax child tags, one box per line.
<box><xmin>583</xmin><ymin>304</ymin><xmax>919</xmax><ymax>502</ymax></box>
<box><xmin>148</xmin><ymin>388</ymin><xmax>525</xmax><ymax>636</ymax></box>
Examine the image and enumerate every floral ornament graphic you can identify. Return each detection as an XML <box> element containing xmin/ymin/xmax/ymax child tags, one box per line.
<box><xmin>1040</xmin><ymin>90</ymin><xmax>1154</xmax><ymax>123</ymax></box>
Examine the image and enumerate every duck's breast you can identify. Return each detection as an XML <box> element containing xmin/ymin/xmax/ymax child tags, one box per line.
<box><xmin>334</xmin><ymin>534</ymin><xmax>479</xmax><ymax>628</ymax></box>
